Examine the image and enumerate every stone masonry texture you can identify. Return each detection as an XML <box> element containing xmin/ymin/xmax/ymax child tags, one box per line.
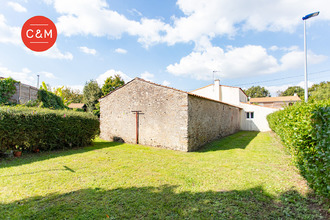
<box><xmin>100</xmin><ymin>78</ymin><xmax>189</xmax><ymax>151</ymax></box>
<box><xmin>100</xmin><ymin>78</ymin><xmax>241</xmax><ymax>152</ymax></box>
<box><xmin>187</xmin><ymin>95</ymin><xmax>241</xmax><ymax>151</ymax></box>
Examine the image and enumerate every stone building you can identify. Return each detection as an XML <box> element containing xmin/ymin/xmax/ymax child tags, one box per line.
<box><xmin>190</xmin><ymin>80</ymin><xmax>279</xmax><ymax>132</ymax></box>
<box><xmin>99</xmin><ymin>78</ymin><xmax>241</xmax><ymax>152</ymax></box>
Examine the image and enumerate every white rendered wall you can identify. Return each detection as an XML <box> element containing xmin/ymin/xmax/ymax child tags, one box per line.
<box><xmin>220</xmin><ymin>86</ymin><xmax>240</xmax><ymax>105</ymax></box>
<box><xmin>239</xmin><ymin>103</ymin><xmax>278</xmax><ymax>131</ymax></box>
<box><xmin>191</xmin><ymin>85</ymin><xmax>219</xmax><ymax>101</ymax></box>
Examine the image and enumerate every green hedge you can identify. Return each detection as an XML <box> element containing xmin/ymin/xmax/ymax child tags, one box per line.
<box><xmin>0</xmin><ymin>106</ymin><xmax>99</xmax><ymax>152</ymax></box>
<box><xmin>267</xmin><ymin>100</ymin><xmax>330</xmax><ymax>197</ymax></box>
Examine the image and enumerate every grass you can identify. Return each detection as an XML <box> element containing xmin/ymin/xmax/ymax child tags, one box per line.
<box><xmin>0</xmin><ymin>131</ymin><xmax>328</xmax><ymax>219</ymax></box>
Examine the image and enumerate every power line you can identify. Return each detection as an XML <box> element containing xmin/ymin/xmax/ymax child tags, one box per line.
<box><xmin>232</xmin><ymin>69</ymin><xmax>330</xmax><ymax>87</ymax></box>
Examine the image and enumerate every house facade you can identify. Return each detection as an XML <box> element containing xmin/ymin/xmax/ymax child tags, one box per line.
<box><xmin>190</xmin><ymin>80</ymin><xmax>278</xmax><ymax>132</ymax></box>
<box><xmin>249</xmin><ymin>95</ymin><xmax>301</xmax><ymax>108</ymax></box>
<box><xmin>99</xmin><ymin>78</ymin><xmax>241</xmax><ymax>151</ymax></box>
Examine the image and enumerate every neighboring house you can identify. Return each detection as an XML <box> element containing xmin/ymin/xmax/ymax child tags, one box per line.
<box><xmin>99</xmin><ymin>78</ymin><xmax>241</xmax><ymax>152</ymax></box>
<box><xmin>190</xmin><ymin>80</ymin><xmax>278</xmax><ymax>132</ymax></box>
<box><xmin>68</xmin><ymin>103</ymin><xmax>86</xmax><ymax>110</ymax></box>
<box><xmin>249</xmin><ymin>95</ymin><xmax>301</xmax><ymax>108</ymax></box>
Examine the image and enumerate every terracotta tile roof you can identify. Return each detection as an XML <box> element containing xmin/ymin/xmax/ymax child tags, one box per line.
<box><xmin>250</xmin><ymin>96</ymin><xmax>301</xmax><ymax>103</ymax></box>
<box><xmin>68</xmin><ymin>103</ymin><xmax>85</xmax><ymax>109</ymax></box>
<box><xmin>99</xmin><ymin>77</ymin><xmax>242</xmax><ymax>109</ymax></box>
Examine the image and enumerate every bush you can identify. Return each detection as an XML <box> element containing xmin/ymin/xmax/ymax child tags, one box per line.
<box><xmin>267</xmin><ymin>100</ymin><xmax>330</xmax><ymax>197</ymax></box>
<box><xmin>0</xmin><ymin>106</ymin><xmax>100</xmax><ymax>153</ymax></box>
<box><xmin>0</xmin><ymin>77</ymin><xmax>17</xmax><ymax>104</ymax></box>
<box><xmin>38</xmin><ymin>89</ymin><xmax>68</xmax><ymax>109</ymax></box>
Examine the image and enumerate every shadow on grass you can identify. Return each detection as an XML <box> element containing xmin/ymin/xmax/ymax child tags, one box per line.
<box><xmin>197</xmin><ymin>131</ymin><xmax>260</xmax><ymax>153</ymax></box>
<box><xmin>0</xmin><ymin>140</ymin><xmax>123</xmax><ymax>169</ymax></box>
<box><xmin>1</xmin><ymin>185</ymin><xmax>327</xmax><ymax>219</ymax></box>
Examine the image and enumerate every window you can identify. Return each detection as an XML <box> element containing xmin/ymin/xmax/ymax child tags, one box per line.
<box><xmin>246</xmin><ymin>112</ymin><xmax>254</xmax><ymax>119</ymax></box>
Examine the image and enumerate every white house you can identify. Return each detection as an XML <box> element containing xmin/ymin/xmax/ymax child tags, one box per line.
<box><xmin>190</xmin><ymin>80</ymin><xmax>278</xmax><ymax>131</ymax></box>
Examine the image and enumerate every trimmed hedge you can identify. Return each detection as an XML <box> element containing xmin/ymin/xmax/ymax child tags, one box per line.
<box><xmin>0</xmin><ymin>106</ymin><xmax>99</xmax><ymax>152</ymax></box>
<box><xmin>267</xmin><ymin>100</ymin><xmax>330</xmax><ymax>197</ymax></box>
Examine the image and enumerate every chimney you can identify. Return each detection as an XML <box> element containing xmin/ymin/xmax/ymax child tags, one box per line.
<box><xmin>214</xmin><ymin>79</ymin><xmax>220</xmax><ymax>101</ymax></box>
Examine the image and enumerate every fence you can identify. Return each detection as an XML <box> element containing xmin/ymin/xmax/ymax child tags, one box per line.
<box><xmin>9</xmin><ymin>82</ymin><xmax>38</xmax><ymax>104</ymax></box>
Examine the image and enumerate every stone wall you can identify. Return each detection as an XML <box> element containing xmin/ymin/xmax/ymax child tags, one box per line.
<box><xmin>187</xmin><ymin>95</ymin><xmax>241</xmax><ymax>151</ymax></box>
<box><xmin>10</xmin><ymin>83</ymin><xmax>38</xmax><ymax>104</ymax></box>
<box><xmin>100</xmin><ymin>79</ymin><xmax>189</xmax><ymax>151</ymax></box>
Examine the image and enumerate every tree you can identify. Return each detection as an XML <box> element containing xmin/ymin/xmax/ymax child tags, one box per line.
<box><xmin>62</xmin><ymin>87</ymin><xmax>83</xmax><ymax>103</ymax></box>
<box><xmin>279</xmin><ymin>86</ymin><xmax>304</xmax><ymax>98</ymax></box>
<box><xmin>83</xmin><ymin>80</ymin><xmax>102</xmax><ymax>113</ymax></box>
<box><xmin>244</xmin><ymin>86</ymin><xmax>270</xmax><ymax>98</ymax></box>
<box><xmin>309</xmin><ymin>81</ymin><xmax>330</xmax><ymax>101</ymax></box>
<box><xmin>102</xmin><ymin>74</ymin><xmax>125</xmax><ymax>96</ymax></box>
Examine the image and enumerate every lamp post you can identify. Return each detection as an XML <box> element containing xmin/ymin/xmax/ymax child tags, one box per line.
<box><xmin>37</xmin><ymin>74</ymin><xmax>40</xmax><ymax>89</ymax></box>
<box><xmin>302</xmin><ymin>11</ymin><xmax>319</xmax><ymax>102</ymax></box>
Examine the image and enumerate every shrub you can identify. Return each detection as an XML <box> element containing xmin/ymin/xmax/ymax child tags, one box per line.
<box><xmin>0</xmin><ymin>106</ymin><xmax>100</xmax><ymax>153</ymax></box>
<box><xmin>267</xmin><ymin>100</ymin><xmax>330</xmax><ymax>197</ymax></box>
<box><xmin>38</xmin><ymin>89</ymin><xmax>68</xmax><ymax>109</ymax></box>
<box><xmin>0</xmin><ymin>77</ymin><xmax>17</xmax><ymax>104</ymax></box>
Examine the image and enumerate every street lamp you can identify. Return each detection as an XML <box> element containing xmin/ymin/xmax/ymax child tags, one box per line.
<box><xmin>302</xmin><ymin>11</ymin><xmax>319</xmax><ymax>102</ymax></box>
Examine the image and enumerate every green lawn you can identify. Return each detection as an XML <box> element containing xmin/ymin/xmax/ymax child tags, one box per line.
<box><xmin>0</xmin><ymin>131</ymin><xmax>328</xmax><ymax>219</ymax></box>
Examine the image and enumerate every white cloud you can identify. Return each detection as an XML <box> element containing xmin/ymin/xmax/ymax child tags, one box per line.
<box><xmin>140</xmin><ymin>71</ymin><xmax>154</xmax><ymax>81</ymax></box>
<box><xmin>128</xmin><ymin>8</ymin><xmax>142</xmax><ymax>17</ymax></box>
<box><xmin>63</xmin><ymin>84</ymin><xmax>84</xmax><ymax>93</ymax></box>
<box><xmin>167</xmin><ymin>45</ymin><xmax>327</xmax><ymax>80</ymax></box>
<box><xmin>79</xmin><ymin>46</ymin><xmax>97</xmax><ymax>55</ymax></box>
<box><xmin>96</xmin><ymin>69</ymin><xmax>132</xmax><ymax>86</ymax></box>
<box><xmin>0</xmin><ymin>64</ymin><xmax>35</xmax><ymax>85</ymax></box>
<box><xmin>163</xmin><ymin>0</ymin><xmax>330</xmax><ymax>46</ymax></box>
<box><xmin>7</xmin><ymin>2</ymin><xmax>27</xmax><ymax>13</ymax></box>
<box><xmin>38</xmin><ymin>71</ymin><xmax>57</xmax><ymax>79</ymax></box>
<box><xmin>53</xmin><ymin>0</ymin><xmax>167</xmax><ymax>48</ymax></box>
<box><xmin>279</xmin><ymin>50</ymin><xmax>327</xmax><ymax>71</ymax></box>
<box><xmin>266</xmin><ymin>81</ymin><xmax>315</xmax><ymax>97</ymax></box>
<box><xmin>0</xmin><ymin>14</ymin><xmax>21</xmax><ymax>45</ymax></box>
<box><xmin>29</xmin><ymin>44</ymin><xmax>73</xmax><ymax>60</ymax></box>
<box><xmin>162</xmin><ymin>80</ymin><xmax>171</xmax><ymax>86</ymax></box>
<box><xmin>45</xmin><ymin>0</ymin><xmax>330</xmax><ymax>48</ymax></box>
<box><xmin>167</xmin><ymin>45</ymin><xmax>278</xmax><ymax>80</ymax></box>
<box><xmin>115</xmin><ymin>48</ymin><xmax>127</xmax><ymax>54</ymax></box>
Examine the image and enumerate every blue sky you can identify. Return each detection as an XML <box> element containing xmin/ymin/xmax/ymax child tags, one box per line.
<box><xmin>0</xmin><ymin>0</ymin><xmax>329</xmax><ymax>96</ymax></box>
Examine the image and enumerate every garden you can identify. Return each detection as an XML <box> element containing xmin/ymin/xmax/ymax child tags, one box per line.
<box><xmin>0</xmin><ymin>132</ymin><xmax>328</xmax><ymax>219</ymax></box>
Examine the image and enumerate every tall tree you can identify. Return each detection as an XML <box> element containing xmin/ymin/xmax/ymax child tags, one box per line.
<box><xmin>62</xmin><ymin>87</ymin><xmax>83</xmax><ymax>103</ymax></box>
<box><xmin>244</xmin><ymin>86</ymin><xmax>270</xmax><ymax>98</ymax></box>
<box><xmin>309</xmin><ymin>81</ymin><xmax>330</xmax><ymax>101</ymax></box>
<box><xmin>102</xmin><ymin>74</ymin><xmax>125</xmax><ymax>96</ymax></box>
<box><xmin>83</xmin><ymin>80</ymin><xmax>102</xmax><ymax>113</ymax></box>
<box><xmin>279</xmin><ymin>86</ymin><xmax>304</xmax><ymax>98</ymax></box>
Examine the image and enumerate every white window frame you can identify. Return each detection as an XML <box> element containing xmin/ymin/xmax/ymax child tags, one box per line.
<box><xmin>246</xmin><ymin>111</ymin><xmax>254</xmax><ymax>119</ymax></box>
